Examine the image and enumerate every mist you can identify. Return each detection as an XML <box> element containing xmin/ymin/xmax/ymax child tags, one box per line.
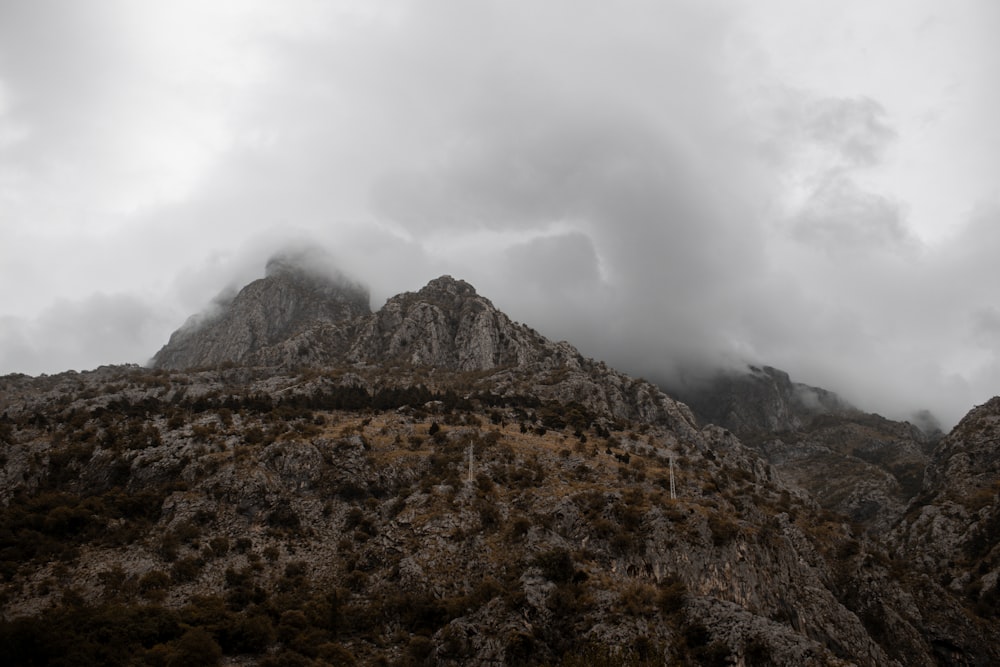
<box><xmin>1</xmin><ymin>1</ymin><xmax>999</xmax><ymax>429</ymax></box>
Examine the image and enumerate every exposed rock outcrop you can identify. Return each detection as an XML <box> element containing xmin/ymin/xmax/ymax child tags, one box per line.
<box><xmin>890</xmin><ymin>398</ymin><xmax>1000</xmax><ymax>614</ymax></box>
<box><xmin>150</xmin><ymin>261</ymin><xmax>701</xmax><ymax>436</ymax></box>
<box><xmin>348</xmin><ymin>276</ymin><xmax>544</xmax><ymax>371</ymax></box>
<box><xmin>672</xmin><ymin>365</ymin><xmax>937</xmax><ymax>533</ymax></box>
<box><xmin>3</xmin><ymin>365</ymin><xmax>998</xmax><ymax>665</ymax></box>
<box><xmin>151</xmin><ymin>253</ymin><xmax>370</xmax><ymax>370</ymax></box>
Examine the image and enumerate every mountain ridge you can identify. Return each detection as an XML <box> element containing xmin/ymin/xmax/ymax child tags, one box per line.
<box><xmin>1</xmin><ymin>255</ymin><xmax>998</xmax><ymax>665</ymax></box>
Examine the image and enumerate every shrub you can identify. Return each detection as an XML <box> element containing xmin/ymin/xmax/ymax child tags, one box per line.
<box><xmin>619</xmin><ymin>583</ymin><xmax>655</xmax><ymax>617</ymax></box>
<box><xmin>208</xmin><ymin>536</ymin><xmax>229</xmax><ymax>557</ymax></box>
<box><xmin>168</xmin><ymin>627</ymin><xmax>222</xmax><ymax>667</ymax></box>
<box><xmin>170</xmin><ymin>556</ymin><xmax>204</xmax><ymax>583</ymax></box>
<box><xmin>708</xmin><ymin>513</ymin><xmax>739</xmax><ymax>546</ymax></box>
<box><xmin>139</xmin><ymin>570</ymin><xmax>171</xmax><ymax>599</ymax></box>
<box><xmin>532</xmin><ymin>548</ymin><xmax>574</xmax><ymax>584</ymax></box>
<box><xmin>507</xmin><ymin>516</ymin><xmax>531</xmax><ymax>541</ymax></box>
<box><xmin>267</xmin><ymin>505</ymin><xmax>301</xmax><ymax>530</ymax></box>
<box><xmin>229</xmin><ymin>612</ymin><xmax>275</xmax><ymax>653</ymax></box>
<box><xmin>656</xmin><ymin>574</ymin><xmax>687</xmax><ymax>615</ymax></box>
<box><xmin>317</xmin><ymin>642</ymin><xmax>356</xmax><ymax>665</ymax></box>
<box><xmin>277</xmin><ymin>609</ymin><xmax>309</xmax><ymax>644</ymax></box>
<box><xmin>284</xmin><ymin>561</ymin><xmax>307</xmax><ymax>578</ymax></box>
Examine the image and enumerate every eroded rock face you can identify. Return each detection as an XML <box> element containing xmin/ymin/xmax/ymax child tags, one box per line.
<box><xmin>150</xmin><ymin>256</ymin><xmax>370</xmax><ymax>370</ymax></box>
<box><xmin>349</xmin><ymin>276</ymin><xmax>544</xmax><ymax>371</ymax></box>
<box><xmin>920</xmin><ymin>397</ymin><xmax>1000</xmax><ymax>501</ymax></box>
<box><xmin>890</xmin><ymin>398</ymin><xmax>1000</xmax><ymax>611</ymax></box>
<box><xmin>5</xmin><ymin>307</ymin><xmax>1000</xmax><ymax>665</ymax></box>
<box><xmin>148</xmin><ymin>267</ymin><xmax>705</xmax><ymax>435</ymax></box>
<box><xmin>672</xmin><ymin>366</ymin><xmax>937</xmax><ymax>534</ymax></box>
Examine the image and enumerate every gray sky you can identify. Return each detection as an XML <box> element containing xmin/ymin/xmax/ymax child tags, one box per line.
<box><xmin>1</xmin><ymin>1</ymin><xmax>998</xmax><ymax>427</ymax></box>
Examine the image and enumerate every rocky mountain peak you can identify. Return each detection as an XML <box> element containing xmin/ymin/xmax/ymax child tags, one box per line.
<box><xmin>348</xmin><ymin>276</ymin><xmax>540</xmax><ymax>372</ymax></box>
<box><xmin>262</xmin><ymin>249</ymin><xmax>370</xmax><ymax>307</ymax></box>
<box><xmin>418</xmin><ymin>274</ymin><xmax>478</xmax><ymax>299</ymax></box>
<box><xmin>150</xmin><ymin>254</ymin><xmax>370</xmax><ymax>370</ymax></box>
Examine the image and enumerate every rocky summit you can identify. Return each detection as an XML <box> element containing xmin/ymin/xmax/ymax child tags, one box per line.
<box><xmin>1</xmin><ymin>255</ymin><xmax>999</xmax><ymax>666</ymax></box>
<box><xmin>151</xmin><ymin>252</ymin><xmax>371</xmax><ymax>370</ymax></box>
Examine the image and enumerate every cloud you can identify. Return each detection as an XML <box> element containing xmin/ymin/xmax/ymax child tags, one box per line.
<box><xmin>1</xmin><ymin>1</ymin><xmax>999</xmax><ymax>430</ymax></box>
<box><xmin>788</xmin><ymin>173</ymin><xmax>913</xmax><ymax>251</ymax></box>
<box><xmin>0</xmin><ymin>293</ymin><xmax>168</xmax><ymax>375</ymax></box>
<box><xmin>505</xmin><ymin>232</ymin><xmax>603</xmax><ymax>293</ymax></box>
<box><xmin>804</xmin><ymin>96</ymin><xmax>896</xmax><ymax>167</ymax></box>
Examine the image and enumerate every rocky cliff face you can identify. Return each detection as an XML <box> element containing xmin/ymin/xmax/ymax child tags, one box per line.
<box><xmin>348</xmin><ymin>276</ymin><xmax>545</xmax><ymax>371</ymax></box>
<box><xmin>671</xmin><ymin>366</ymin><xmax>937</xmax><ymax>533</ymax></box>
<box><xmin>152</xmin><ymin>259</ymin><xmax>701</xmax><ymax>439</ymax></box>
<box><xmin>3</xmin><ymin>364</ymin><xmax>997</xmax><ymax>665</ymax></box>
<box><xmin>889</xmin><ymin>398</ymin><xmax>1000</xmax><ymax>619</ymax></box>
<box><xmin>151</xmin><ymin>254</ymin><xmax>371</xmax><ymax>370</ymax></box>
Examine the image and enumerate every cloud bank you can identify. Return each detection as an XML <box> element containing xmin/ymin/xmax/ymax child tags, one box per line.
<box><xmin>1</xmin><ymin>1</ymin><xmax>998</xmax><ymax>428</ymax></box>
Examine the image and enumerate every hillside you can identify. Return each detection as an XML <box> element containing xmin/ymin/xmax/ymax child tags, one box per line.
<box><xmin>671</xmin><ymin>366</ymin><xmax>940</xmax><ymax>534</ymax></box>
<box><xmin>1</xmin><ymin>258</ymin><xmax>998</xmax><ymax>666</ymax></box>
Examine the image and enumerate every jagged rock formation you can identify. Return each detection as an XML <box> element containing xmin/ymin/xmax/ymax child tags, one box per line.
<box><xmin>153</xmin><ymin>262</ymin><xmax>542</xmax><ymax>375</ymax></box>
<box><xmin>151</xmin><ymin>253</ymin><xmax>370</xmax><ymax>370</ymax></box>
<box><xmin>1</xmin><ymin>255</ymin><xmax>998</xmax><ymax>666</ymax></box>
<box><xmin>153</xmin><ymin>259</ymin><xmax>700</xmax><ymax>438</ymax></box>
<box><xmin>348</xmin><ymin>276</ymin><xmax>543</xmax><ymax>371</ymax></box>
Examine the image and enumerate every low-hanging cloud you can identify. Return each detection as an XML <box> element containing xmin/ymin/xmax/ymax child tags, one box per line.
<box><xmin>1</xmin><ymin>1</ymin><xmax>999</xmax><ymax>429</ymax></box>
<box><xmin>0</xmin><ymin>293</ymin><xmax>168</xmax><ymax>375</ymax></box>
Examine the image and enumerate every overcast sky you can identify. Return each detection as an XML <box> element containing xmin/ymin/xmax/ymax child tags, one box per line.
<box><xmin>1</xmin><ymin>1</ymin><xmax>998</xmax><ymax>427</ymax></box>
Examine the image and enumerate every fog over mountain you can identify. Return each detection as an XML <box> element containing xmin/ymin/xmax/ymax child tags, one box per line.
<box><xmin>1</xmin><ymin>1</ymin><xmax>999</xmax><ymax>428</ymax></box>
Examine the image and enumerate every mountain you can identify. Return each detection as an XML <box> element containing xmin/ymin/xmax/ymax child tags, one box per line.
<box><xmin>670</xmin><ymin>365</ymin><xmax>857</xmax><ymax>438</ymax></box>
<box><xmin>154</xmin><ymin>264</ymin><xmax>698</xmax><ymax>437</ymax></box>
<box><xmin>347</xmin><ymin>276</ymin><xmax>545</xmax><ymax>371</ymax></box>
<box><xmin>671</xmin><ymin>366</ymin><xmax>940</xmax><ymax>533</ymax></box>
<box><xmin>890</xmin><ymin>397</ymin><xmax>1000</xmax><ymax>618</ymax></box>
<box><xmin>151</xmin><ymin>252</ymin><xmax>371</xmax><ymax>370</ymax></box>
<box><xmin>1</xmin><ymin>255</ymin><xmax>998</xmax><ymax>666</ymax></box>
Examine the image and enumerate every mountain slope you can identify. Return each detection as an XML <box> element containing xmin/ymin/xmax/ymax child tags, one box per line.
<box><xmin>1</xmin><ymin>256</ymin><xmax>998</xmax><ymax>666</ymax></box>
<box><xmin>671</xmin><ymin>365</ymin><xmax>939</xmax><ymax>532</ymax></box>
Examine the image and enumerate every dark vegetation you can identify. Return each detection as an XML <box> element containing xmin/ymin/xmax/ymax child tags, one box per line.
<box><xmin>0</xmin><ymin>373</ymin><xmax>663</xmax><ymax>665</ymax></box>
<box><xmin>1</xmin><ymin>366</ymin><xmax>998</xmax><ymax>665</ymax></box>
